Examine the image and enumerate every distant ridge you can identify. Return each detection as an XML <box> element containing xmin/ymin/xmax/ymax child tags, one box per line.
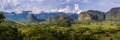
<box><xmin>78</xmin><ymin>10</ymin><xmax>105</xmax><ymax>21</ymax></box>
<box><xmin>78</xmin><ymin>7</ymin><xmax>120</xmax><ymax>21</ymax></box>
<box><xmin>106</xmin><ymin>7</ymin><xmax>120</xmax><ymax>21</ymax></box>
<box><xmin>3</xmin><ymin>7</ymin><xmax>120</xmax><ymax>22</ymax></box>
<box><xmin>3</xmin><ymin>11</ymin><xmax>78</xmax><ymax>22</ymax></box>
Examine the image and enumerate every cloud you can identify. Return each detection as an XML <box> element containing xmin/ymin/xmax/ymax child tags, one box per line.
<box><xmin>51</xmin><ymin>9</ymin><xmax>58</xmax><ymax>12</ymax></box>
<box><xmin>82</xmin><ymin>0</ymin><xmax>89</xmax><ymax>3</ymax></box>
<box><xmin>58</xmin><ymin>6</ymin><xmax>71</xmax><ymax>13</ymax></box>
<box><xmin>0</xmin><ymin>0</ymin><xmax>120</xmax><ymax>13</ymax></box>
<box><xmin>74</xmin><ymin>4</ymin><xmax>80</xmax><ymax>12</ymax></box>
<box><xmin>73</xmin><ymin>4</ymin><xmax>83</xmax><ymax>14</ymax></box>
<box><xmin>32</xmin><ymin>6</ymin><xmax>41</xmax><ymax>14</ymax></box>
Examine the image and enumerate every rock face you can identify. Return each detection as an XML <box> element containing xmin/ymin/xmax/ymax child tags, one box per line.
<box><xmin>28</xmin><ymin>13</ymin><xmax>38</xmax><ymax>22</ymax></box>
<box><xmin>27</xmin><ymin>12</ymin><xmax>73</xmax><ymax>22</ymax></box>
<box><xmin>28</xmin><ymin>13</ymin><xmax>44</xmax><ymax>22</ymax></box>
<box><xmin>47</xmin><ymin>12</ymin><xmax>73</xmax><ymax>22</ymax></box>
<box><xmin>4</xmin><ymin>11</ymin><xmax>77</xmax><ymax>22</ymax></box>
<box><xmin>79</xmin><ymin>10</ymin><xmax>105</xmax><ymax>21</ymax></box>
<box><xmin>106</xmin><ymin>7</ymin><xmax>120</xmax><ymax>21</ymax></box>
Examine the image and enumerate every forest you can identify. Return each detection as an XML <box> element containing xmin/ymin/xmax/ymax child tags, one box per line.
<box><xmin>1</xmin><ymin>11</ymin><xmax>120</xmax><ymax>40</ymax></box>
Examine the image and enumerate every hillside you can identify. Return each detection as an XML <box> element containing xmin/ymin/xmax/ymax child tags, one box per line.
<box><xmin>106</xmin><ymin>7</ymin><xmax>120</xmax><ymax>21</ymax></box>
<box><xmin>78</xmin><ymin>10</ymin><xmax>105</xmax><ymax>21</ymax></box>
<box><xmin>3</xmin><ymin>11</ymin><xmax>78</xmax><ymax>22</ymax></box>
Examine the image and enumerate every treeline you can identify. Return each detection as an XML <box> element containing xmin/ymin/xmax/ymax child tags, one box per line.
<box><xmin>1</xmin><ymin>21</ymin><xmax>120</xmax><ymax>40</ymax></box>
<box><xmin>0</xmin><ymin>14</ymin><xmax>120</xmax><ymax>40</ymax></box>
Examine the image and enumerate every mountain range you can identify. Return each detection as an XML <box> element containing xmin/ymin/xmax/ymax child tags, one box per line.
<box><xmin>3</xmin><ymin>11</ymin><xmax>78</xmax><ymax>22</ymax></box>
<box><xmin>3</xmin><ymin>7</ymin><xmax>120</xmax><ymax>22</ymax></box>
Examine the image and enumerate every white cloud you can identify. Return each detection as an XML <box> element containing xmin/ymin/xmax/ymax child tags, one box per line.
<box><xmin>51</xmin><ymin>3</ymin><xmax>82</xmax><ymax>13</ymax></box>
<box><xmin>1</xmin><ymin>0</ymin><xmax>120</xmax><ymax>13</ymax></box>
<box><xmin>73</xmin><ymin>4</ymin><xmax>83</xmax><ymax>13</ymax></box>
<box><xmin>0</xmin><ymin>0</ymin><xmax>83</xmax><ymax>13</ymax></box>
<box><xmin>51</xmin><ymin>9</ymin><xmax>58</xmax><ymax>12</ymax></box>
<box><xmin>74</xmin><ymin>4</ymin><xmax>80</xmax><ymax>11</ymax></box>
<box><xmin>32</xmin><ymin>6</ymin><xmax>41</xmax><ymax>14</ymax></box>
<box><xmin>58</xmin><ymin>6</ymin><xmax>71</xmax><ymax>13</ymax></box>
<box><xmin>12</xmin><ymin>9</ymin><xmax>22</xmax><ymax>13</ymax></box>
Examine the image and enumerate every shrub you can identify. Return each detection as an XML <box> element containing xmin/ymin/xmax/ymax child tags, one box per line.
<box><xmin>0</xmin><ymin>25</ymin><xmax>18</xmax><ymax>40</ymax></box>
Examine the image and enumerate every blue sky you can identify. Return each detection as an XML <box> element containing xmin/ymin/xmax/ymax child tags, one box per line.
<box><xmin>0</xmin><ymin>0</ymin><xmax>120</xmax><ymax>13</ymax></box>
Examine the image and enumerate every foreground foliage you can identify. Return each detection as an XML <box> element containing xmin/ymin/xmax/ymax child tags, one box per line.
<box><xmin>0</xmin><ymin>21</ymin><xmax>120</xmax><ymax>40</ymax></box>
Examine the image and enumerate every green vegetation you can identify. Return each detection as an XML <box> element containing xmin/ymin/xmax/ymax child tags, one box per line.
<box><xmin>0</xmin><ymin>12</ymin><xmax>5</xmax><ymax>23</ymax></box>
<box><xmin>0</xmin><ymin>20</ymin><xmax>120</xmax><ymax>40</ymax></box>
<box><xmin>57</xmin><ymin>16</ymin><xmax>71</xmax><ymax>27</ymax></box>
<box><xmin>1</xmin><ymin>12</ymin><xmax>120</xmax><ymax>40</ymax></box>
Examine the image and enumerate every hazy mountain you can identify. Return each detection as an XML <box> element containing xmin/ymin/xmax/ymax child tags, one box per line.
<box><xmin>46</xmin><ymin>12</ymin><xmax>74</xmax><ymax>22</ymax></box>
<box><xmin>3</xmin><ymin>11</ymin><xmax>29</xmax><ymax>22</ymax></box>
<box><xmin>3</xmin><ymin>7</ymin><xmax>120</xmax><ymax>22</ymax></box>
<box><xmin>106</xmin><ymin>7</ymin><xmax>120</xmax><ymax>21</ymax></box>
<box><xmin>3</xmin><ymin>11</ymin><xmax>78</xmax><ymax>22</ymax></box>
<box><xmin>78</xmin><ymin>10</ymin><xmax>105</xmax><ymax>21</ymax></box>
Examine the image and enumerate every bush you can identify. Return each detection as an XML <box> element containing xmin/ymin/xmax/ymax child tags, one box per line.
<box><xmin>0</xmin><ymin>25</ymin><xmax>18</xmax><ymax>40</ymax></box>
<box><xmin>0</xmin><ymin>21</ymin><xmax>120</xmax><ymax>40</ymax></box>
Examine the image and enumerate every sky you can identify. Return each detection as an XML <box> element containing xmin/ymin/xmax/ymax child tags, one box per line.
<box><xmin>0</xmin><ymin>0</ymin><xmax>120</xmax><ymax>13</ymax></box>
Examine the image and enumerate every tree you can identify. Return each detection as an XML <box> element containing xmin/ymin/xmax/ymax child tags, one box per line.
<box><xmin>57</xmin><ymin>16</ymin><xmax>71</xmax><ymax>27</ymax></box>
<box><xmin>0</xmin><ymin>12</ymin><xmax>5</xmax><ymax>23</ymax></box>
<box><xmin>0</xmin><ymin>26</ymin><xmax>18</xmax><ymax>40</ymax></box>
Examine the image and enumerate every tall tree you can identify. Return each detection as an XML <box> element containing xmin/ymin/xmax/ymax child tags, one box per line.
<box><xmin>0</xmin><ymin>12</ymin><xmax>5</xmax><ymax>23</ymax></box>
